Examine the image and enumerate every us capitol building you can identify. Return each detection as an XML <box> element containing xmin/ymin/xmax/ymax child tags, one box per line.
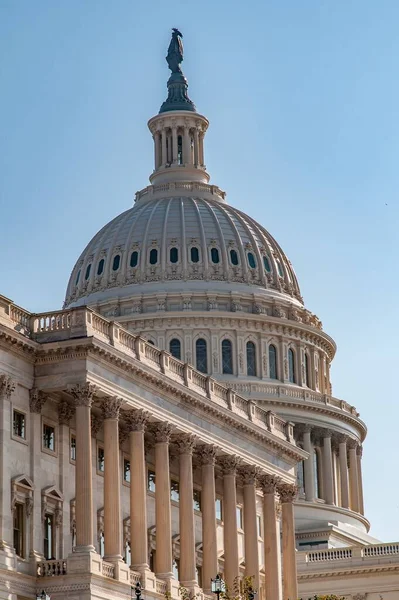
<box><xmin>0</xmin><ymin>30</ymin><xmax>398</xmax><ymax>600</ymax></box>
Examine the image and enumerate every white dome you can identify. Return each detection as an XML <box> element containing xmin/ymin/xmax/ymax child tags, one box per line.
<box><xmin>64</xmin><ymin>191</ymin><xmax>302</xmax><ymax>308</ymax></box>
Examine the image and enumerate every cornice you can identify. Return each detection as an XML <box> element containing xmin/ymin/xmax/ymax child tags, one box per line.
<box><xmin>295</xmin><ymin>499</ymin><xmax>370</xmax><ymax>532</ymax></box>
<box><xmin>297</xmin><ymin>564</ymin><xmax>399</xmax><ymax>580</ymax></box>
<box><xmin>0</xmin><ymin>324</ymin><xmax>37</xmax><ymax>361</ymax></box>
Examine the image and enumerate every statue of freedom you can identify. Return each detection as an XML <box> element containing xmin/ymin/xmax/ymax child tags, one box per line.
<box><xmin>166</xmin><ymin>28</ymin><xmax>184</xmax><ymax>74</ymax></box>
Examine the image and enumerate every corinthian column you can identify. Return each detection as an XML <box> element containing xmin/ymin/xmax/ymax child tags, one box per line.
<box><xmin>322</xmin><ymin>431</ymin><xmax>334</xmax><ymax>505</ymax></box>
<box><xmin>198</xmin><ymin>445</ymin><xmax>218</xmax><ymax>594</ymax></box>
<box><xmin>0</xmin><ymin>375</ymin><xmax>15</xmax><ymax>550</ymax></box>
<box><xmin>357</xmin><ymin>446</ymin><xmax>364</xmax><ymax>515</ymax></box>
<box><xmin>29</xmin><ymin>388</ymin><xmax>47</xmax><ymax>559</ymax></box>
<box><xmin>241</xmin><ymin>466</ymin><xmax>260</xmax><ymax>592</ymax></box>
<box><xmin>154</xmin><ymin>423</ymin><xmax>173</xmax><ymax>579</ymax></box>
<box><xmin>70</xmin><ymin>383</ymin><xmax>97</xmax><ymax>551</ymax></box>
<box><xmin>302</xmin><ymin>426</ymin><xmax>315</xmax><ymax>503</ymax></box>
<box><xmin>337</xmin><ymin>434</ymin><xmax>350</xmax><ymax>509</ymax></box>
<box><xmin>177</xmin><ymin>434</ymin><xmax>197</xmax><ymax>589</ymax></box>
<box><xmin>278</xmin><ymin>484</ymin><xmax>298</xmax><ymax>600</ymax></box>
<box><xmin>348</xmin><ymin>441</ymin><xmax>360</xmax><ymax>513</ymax></box>
<box><xmin>125</xmin><ymin>409</ymin><xmax>151</xmax><ymax>572</ymax></box>
<box><xmin>260</xmin><ymin>474</ymin><xmax>282</xmax><ymax>600</ymax></box>
<box><xmin>218</xmin><ymin>455</ymin><xmax>241</xmax><ymax>590</ymax></box>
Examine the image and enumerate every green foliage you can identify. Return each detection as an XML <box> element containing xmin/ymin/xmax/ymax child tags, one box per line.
<box><xmin>221</xmin><ymin>575</ymin><xmax>256</xmax><ymax>600</ymax></box>
<box><xmin>298</xmin><ymin>595</ymin><xmax>346</xmax><ymax>600</ymax></box>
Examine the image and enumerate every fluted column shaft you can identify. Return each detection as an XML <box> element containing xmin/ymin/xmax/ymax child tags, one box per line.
<box><xmin>200</xmin><ymin>446</ymin><xmax>218</xmax><ymax>594</ymax></box>
<box><xmin>302</xmin><ymin>429</ymin><xmax>315</xmax><ymax>502</ymax></box>
<box><xmin>219</xmin><ymin>456</ymin><xmax>240</xmax><ymax>590</ymax></box>
<box><xmin>262</xmin><ymin>476</ymin><xmax>282</xmax><ymax>600</ymax></box>
<box><xmin>357</xmin><ymin>447</ymin><xmax>364</xmax><ymax>515</ymax></box>
<box><xmin>322</xmin><ymin>433</ymin><xmax>334</xmax><ymax>504</ymax></box>
<box><xmin>279</xmin><ymin>485</ymin><xmax>298</xmax><ymax>600</ymax></box>
<box><xmin>178</xmin><ymin>435</ymin><xmax>197</xmax><ymax>587</ymax></box>
<box><xmin>172</xmin><ymin>127</ymin><xmax>178</xmax><ymax>164</ymax></box>
<box><xmin>155</xmin><ymin>424</ymin><xmax>173</xmax><ymax>578</ymax></box>
<box><xmin>349</xmin><ymin>444</ymin><xmax>360</xmax><ymax>513</ymax></box>
<box><xmin>338</xmin><ymin>438</ymin><xmax>350</xmax><ymax>509</ymax></box>
<box><xmin>183</xmin><ymin>127</ymin><xmax>191</xmax><ymax>165</ymax></box>
<box><xmin>242</xmin><ymin>468</ymin><xmax>260</xmax><ymax>591</ymax></box>
<box><xmin>161</xmin><ymin>130</ymin><xmax>167</xmax><ymax>166</ymax></box>
<box><xmin>103</xmin><ymin>397</ymin><xmax>122</xmax><ymax>560</ymax></box>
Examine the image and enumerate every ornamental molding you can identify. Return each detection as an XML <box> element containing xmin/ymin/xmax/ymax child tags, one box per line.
<box><xmin>0</xmin><ymin>327</ymin><xmax>37</xmax><ymax>359</ymax></box>
<box><xmin>102</xmin><ymin>396</ymin><xmax>123</xmax><ymax>419</ymax></box>
<box><xmin>124</xmin><ymin>408</ymin><xmax>151</xmax><ymax>432</ymax></box>
<box><xmin>297</xmin><ymin>564</ymin><xmax>399</xmax><ymax>580</ymax></box>
<box><xmin>69</xmin><ymin>382</ymin><xmax>97</xmax><ymax>406</ymax></box>
<box><xmin>0</xmin><ymin>374</ymin><xmax>15</xmax><ymax>399</ymax></box>
<box><xmin>29</xmin><ymin>387</ymin><xmax>47</xmax><ymax>413</ymax></box>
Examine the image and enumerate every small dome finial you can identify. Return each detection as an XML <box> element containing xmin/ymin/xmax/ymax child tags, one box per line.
<box><xmin>160</xmin><ymin>29</ymin><xmax>196</xmax><ymax>113</ymax></box>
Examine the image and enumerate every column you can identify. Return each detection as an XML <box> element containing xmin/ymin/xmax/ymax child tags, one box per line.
<box><xmin>70</xmin><ymin>383</ymin><xmax>96</xmax><ymax>551</ymax></box>
<box><xmin>161</xmin><ymin>130</ymin><xmax>167</xmax><ymax>166</ymax></box>
<box><xmin>278</xmin><ymin>484</ymin><xmax>298</xmax><ymax>600</ymax></box>
<box><xmin>219</xmin><ymin>455</ymin><xmax>241</xmax><ymax>590</ymax></box>
<box><xmin>29</xmin><ymin>389</ymin><xmax>47</xmax><ymax>560</ymax></box>
<box><xmin>357</xmin><ymin>446</ymin><xmax>365</xmax><ymax>515</ymax></box>
<box><xmin>322</xmin><ymin>431</ymin><xmax>334</xmax><ymax>505</ymax></box>
<box><xmin>199</xmin><ymin>132</ymin><xmax>204</xmax><ymax>166</ymax></box>
<box><xmin>261</xmin><ymin>475</ymin><xmax>282</xmax><ymax>600</ymax></box>
<box><xmin>302</xmin><ymin>426</ymin><xmax>315</xmax><ymax>503</ymax></box>
<box><xmin>154</xmin><ymin>423</ymin><xmax>173</xmax><ymax>579</ymax></box>
<box><xmin>172</xmin><ymin>126</ymin><xmax>178</xmax><ymax>164</ymax></box>
<box><xmin>193</xmin><ymin>129</ymin><xmax>199</xmax><ymax>166</ymax></box>
<box><xmin>348</xmin><ymin>442</ymin><xmax>360</xmax><ymax>512</ymax></box>
<box><xmin>198</xmin><ymin>446</ymin><xmax>218</xmax><ymax>594</ymax></box>
<box><xmin>241</xmin><ymin>467</ymin><xmax>260</xmax><ymax>592</ymax></box>
<box><xmin>0</xmin><ymin>376</ymin><xmax>15</xmax><ymax>553</ymax></box>
<box><xmin>154</xmin><ymin>132</ymin><xmax>161</xmax><ymax>169</ymax></box>
<box><xmin>183</xmin><ymin>126</ymin><xmax>191</xmax><ymax>165</ymax></box>
<box><xmin>338</xmin><ymin>435</ymin><xmax>350</xmax><ymax>509</ymax></box>
<box><xmin>178</xmin><ymin>434</ymin><xmax>197</xmax><ymax>588</ymax></box>
<box><xmin>58</xmin><ymin>401</ymin><xmax>75</xmax><ymax>557</ymax></box>
<box><xmin>125</xmin><ymin>409</ymin><xmax>150</xmax><ymax>571</ymax></box>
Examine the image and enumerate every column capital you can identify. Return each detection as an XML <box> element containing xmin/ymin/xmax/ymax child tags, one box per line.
<box><xmin>102</xmin><ymin>396</ymin><xmax>122</xmax><ymax>420</ymax></box>
<box><xmin>91</xmin><ymin>414</ymin><xmax>102</xmax><ymax>437</ymax></box>
<box><xmin>70</xmin><ymin>382</ymin><xmax>97</xmax><ymax>407</ymax></box>
<box><xmin>0</xmin><ymin>374</ymin><xmax>15</xmax><ymax>399</ymax></box>
<box><xmin>177</xmin><ymin>433</ymin><xmax>197</xmax><ymax>455</ymax></box>
<box><xmin>58</xmin><ymin>400</ymin><xmax>75</xmax><ymax>425</ymax></box>
<box><xmin>29</xmin><ymin>387</ymin><xmax>47</xmax><ymax>413</ymax></box>
<box><xmin>125</xmin><ymin>409</ymin><xmax>151</xmax><ymax>432</ymax></box>
<box><xmin>240</xmin><ymin>465</ymin><xmax>261</xmax><ymax>486</ymax></box>
<box><xmin>336</xmin><ymin>432</ymin><xmax>349</xmax><ymax>445</ymax></box>
<box><xmin>278</xmin><ymin>483</ymin><xmax>298</xmax><ymax>504</ymax></box>
<box><xmin>153</xmin><ymin>422</ymin><xmax>174</xmax><ymax>443</ymax></box>
<box><xmin>197</xmin><ymin>444</ymin><xmax>218</xmax><ymax>465</ymax></box>
<box><xmin>259</xmin><ymin>473</ymin><xmax>281</xmax><ymax>494</ymax></box>
<box><xmin>347</xmin><ymin>438</ymin><xmax>359</xmax><ymax>450</ymax></box>
<box><xmin>218</xmin><ymin>454</ymin><xmax>242</xmax><ymax>475</ymax></box>
<box><xmin>357</xmin><ymin>445</ymin><xmax>363</xmax><ymax>457</ymax></box>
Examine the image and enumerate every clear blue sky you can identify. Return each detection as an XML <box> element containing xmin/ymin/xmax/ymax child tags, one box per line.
<box><xmin>1</xmin><ymin>1</ymin><xmax>398</xmax><ymax>542</ymax></box>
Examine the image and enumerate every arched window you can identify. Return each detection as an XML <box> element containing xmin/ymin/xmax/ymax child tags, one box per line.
<box><xmin>191</xmin><ymin>247</ymin><xmax>199</xmax><ymax>263</ymax></box>
<box><xmin>196</xmin><ymin>339</ymin><xmax>207</xmax><ymax>374</ymax></box>
<box><xmin>247</xmin><ymin>252</ymin><xmax>256</xmax><ymax>268</ymax></box>
<box><xmin>112</xmin><ymin>255</ymin><xmax>120</xmax><ymax>271</ymax></box>
<box><xmin>210</xmin><ymin>248</ymin><xmax>220</xmax><ymax>264</ymax></box>
<box><xmin>222</xmin><ymin>340</ymin><xmax>233</xmax><ymax>374</ymax></box>
<box><xmin>177</xmin><ymin>135</ymin><xmax>183</xmax><ymax>165</ymax></box>
<box><xmin>169</xmin><ymin>338</ymin><xmax>181</xmax><ymax>360</ymax></box>
<box><xmin>277</xmin><ymin>260</ymin><xmax>284</xmax><ymax>277</ymax></box>
<box><xmin>304</xmin><ymin>353</ymin><xmax>310</xmax><ymax>387</ymax></box>
<box><xmin>170</xmin><ymin>247</ymin><xmax>179</xmax><ymax>263</ymax></box>
<box><xmin>269</xmin><ymin>344</ymin><xmax>278</xmax><ymax>380</ymax></box>
<box><xmin>246</xmin><ymin>341</ymin><xmax>257</xmax><ymax>376</ymax></box>
<box><xmin>85</xmin><ymin>264</ymin><xmax>91</xmax><ymax>280</ymax></box>
<box><xmin>130</xmin><ymin>251</ymin><xmax>139</xmax><ymax>268</ymax></box>
<box><xmin>149</xmin><ymin>249</ymin><xmax>158</xmax><ymax>265</ymax></box>
<box><xmin>97</xmin><ymin>259</ymin><xmax>104</xmax><ymax>275</ymax></box>
<box><xmin>263</xmin><ymin>255</ymin><xmax>271</xmax><ymax>272</ymax></box>
<box><xmin>314</xmin><ymin>450</ymin><xmax>320</xmax><ymax>499</ymax></box>
<box><xmin>297</xmin><ymin>461</ymin><xmax>305</xmax><ymax>495</ymax></box>
<box><xmin>75</xmin><ymin>270</ymin><xmax>81</xmax><ymax>285</ymax></box>
<box><xmin>230</xmin><ymin>249</ymin><xmax>239</xmax><ymax>266</ymax></box>
<box><xmin>288</xmin><ymin>348</ymin><xmax>296</xmax><ymax>383</ymax></box>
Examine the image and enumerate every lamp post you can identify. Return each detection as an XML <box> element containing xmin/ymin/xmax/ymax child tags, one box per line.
<box><xmin>132</xmin><ymin>581</ymin><xmax>142</xmax><ymax>600</ymax></box>
<box><xmin>36</xmin><ymin>592</ymin><xmax>50</xmax><ymax>600</ymax></box>
<box><xmin>211</xmin><ymin>574</ymin><xmax>225</xmax><ymax>600</ymax></box>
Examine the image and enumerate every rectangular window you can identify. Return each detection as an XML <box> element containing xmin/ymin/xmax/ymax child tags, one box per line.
<box><xmin>13</xmin><ymin>410</ymin><xmax>26</xmax><ymax>439</ymax></box>
<box><xmin>193</xmin><ymin>488</ymin><xmax>201</xmax><ymax>512</ymax></box>
<box><xmin>236</xmin><ymin>505</ymin><xmax>243</xmax><ymax>529</ymax></box>
<box><xmin>257</xmin><ymin>514</ymin><xmax>262</xmax><ymax>538</ymax></box>
<box><xmin>44</xmin><ymin>514</ymin><xmax>54</xmax><ymax>559</ymax></box>
<box><xmin>43</xmin><ymin>424</ymin><xmax>55</xmax><ymax>452</ymax></box>
<box><xmin>172</xmin><ymin>559</ymin><xmax>180</xmax><ymax>580</ymax></box>
<box><xmin>215</xmin><ymin>497</ymin><xmax>223</xmax><ymax>521</ymax></box>
<box><xmin>70</xmin><ymin>434</ymin><xmax>76</xmax><ymax>462</ymax></box>
<box><xmin>123</xmin><ymin>459</ymin><xmax>131</xmax><ymax>483</ymax></box>
<box><xmin>147</xmin><ymin>469</ymin><xmax>156</xmax><ymax>493</ymax></box>
<box><xmin>171</xmin><ymin>479</ymin><xmax>179</xmax><ymax>503</ymax></box>
<box><xmin>97</xmin><ymin>447</ymin><xmax>105</xmax><ymax>473</ymax></box>
<box><xmin>13</xmin><ymin>503</ymin><xmax>24</xmax><ymax>558</ymax></box>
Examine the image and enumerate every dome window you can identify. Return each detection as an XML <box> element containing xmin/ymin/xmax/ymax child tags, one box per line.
<box><xmin>130</xmin><ymin>251</ymin><xmax>139</xmax><ymax>268</ymax></box>
<box><xmin>210</xmin><ymin>248</ymin><xmax>220</xmax><ymax>264</ymax></box>
<box><xmin>190</xmin><ymin>247</ymin><xmax>200</xmax><ymax>263</ymax></box>
<box><xmin>85</xmin><ymin>264</ymin><xmax>91</xmax><ymax>281</ymax></box>
<box><xmin>263</xmin><ymin>256</ymin><xmax>271</xmax><ymax>273</ymax></box>
<box><xmin>222</xmin><ymin>340</ymin><xmax>233</xmax><ymax>374</ymax></box>
<box><xmin>277</xmin><ymin>260</ymin><xmax>284</xmax><ymax>277</ymax></box>
<box><xmin>246</xmin><ymin>341</ymin><xmax>257</xmax><ymax>376</ymax></box>
<box><xmin>269</xmin><ymin>344</ymin><xmax>278</xmax><ymax>380</ymax></box>
<box><xmin>304</xmin><ymin>353</ymin><xmax>310</xmax><ymax>387</ymax></box>
<box><xmin>112</xmin><ymin>255</ymin><xmax>121</xmax><ymax>271</ymax></box>
<box><xmin>230</xmin><ymin>249</ymin><xmax>239</xmax><ymax>266</ymax></box>
<box><xmin>75</xmin><ymin>270</ymin><xmax>81</xmax><ymax>285</ymax></box>
<box><xmin>247</xmin><ymin>252</ymin><xmax>256</xmax><ymax>269</ymax></box>
<box><xmin>149</xmin><ymin>249</ymin><xmax>158</xmax><ymax>265</ymax></box>
<box><xmin>170</xmin><ymin>247</ymin><xmax>179</xmax><ymax>264</ymax></box>
<box><xmin>177</xmin><ymin>135</ymin><xmax>183</xmax><ymax>165</ymax></box>
<box><xmin>196</xmin><ymin>339</ymin><xmax>208</xmax><ymax>374</ymax></box>
<box><xmin>169</xmin><ymin>338</ymin><xmax>181</xmax><ymax>360</ymax></box>
<box><xmin>288</xmin><ymin>348</ymin><xmax>296</xmax><ymax>383</ymax></box>
<box><xmin>97</xmin><ymin>259</ymin><xmax>104</xmax><ymax>276</ymax></box>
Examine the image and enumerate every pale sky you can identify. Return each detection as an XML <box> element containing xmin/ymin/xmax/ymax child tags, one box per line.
<box><xmin>1</xmin><ymin>1</ymin><xmax>399</xmax><ymax>541</ymax></box>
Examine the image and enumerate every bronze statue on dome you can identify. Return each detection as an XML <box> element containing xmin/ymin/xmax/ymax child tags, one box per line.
<box><xmin>166</xmin><ymin>28</ymin><xmax>184</xmax><ymax>74</ymax></box>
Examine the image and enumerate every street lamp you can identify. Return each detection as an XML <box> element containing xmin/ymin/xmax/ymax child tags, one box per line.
<box><xmin>132</xmin><ymin>581</ymin><xmax>142</xmax><ymax>600</ymax></box>
<box><xmin>36</xmin><ymin>592</ymin><xmax>50</xmax><ymax>600</ymax></box>
<box><xmin>211</xmin><ymin>574</ymin><xmax>225</xmax><ymax>600</ymax></box>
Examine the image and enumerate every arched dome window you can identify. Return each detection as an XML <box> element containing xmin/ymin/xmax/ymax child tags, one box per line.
<box><xmin>190</xmin><ymin>247</ymin><xmax>200</xmax><ymax>263</ymax></box>
<box><xmin>97</xmin><ymin>259</ymin><xmax>104</xmax><ymax>276</ymax></box>
<box><xmin>222</xmin><ymin>340</ymin><xmax>233</xmax><ymax>374</ymax></box>
<box><xmin>210</xmin><ymin>248</ymin><xmax>220</xmax><ymax>264</ymax></box>
<box><xmin>246</xmin><ymin>341</ymin><xmax>257</xmax><ymax>376</ymax></box>
<box><xmin>75</xmin><ymin>270</ymin><xmax>81</xmax><ymax>285</ymax></box>
<box><xmin>85</xmin><ymin>264</ymin><xmax>91</xmax><ymax>280</ymax></box>
<box><xmin>170</xmin><ymin>247</ymin><xmax>179</xmax><ymax>264</ymax></box>
<box><xmin>277</xmin><ymin>260</ymin><xmax>284</xmax><ymax>277</ymax></box>
<box><xmin>196</xmin><ymin>339</ymin><xmax>208</xmax><ymax>374</ymax></box>
<box><xmin>169</xmin><ymin>338</ymin><xmax>181</xmax><ymax>360</ymax></box>
<box><xmin>288</xmin><ymin>348</ymin><xmax>296</xmax><ymax>383</ymax></box>
<box><xmin>269</xmin><ymin>344</ymin><xmax>278</xmax><ymax>380</ymax></box>
<box><xmin>304</xmin><ymin>353</ymin><xmax>310</xmax><ymax>387</ymax></box>
<box><xmin>247</xmin><ymin>252</ymin><xmax>256</xmax><ymax>269</ymax></box>
<box><xmin>112</xmin><ymin>255</ymin><xmax>121</xmax><ymax>271</ymax></box>
<box><xmin>230</xmin><ymin>249</ymin><xmax>239</xmax><ymax>266</ymax></box>
<box><xmin>130</xmin><ymin>251</ymin><xmax>139</xmax><ymax>268</ymax></box>
<box><xmin>263</xmin><ymin>255</ymin><xmax>271</xmax><ymax>272</ymax></box>
<box><xmin>149</xmin><ymin>249</ymin><xmax>158</xmax><ymax>265</ymax></box>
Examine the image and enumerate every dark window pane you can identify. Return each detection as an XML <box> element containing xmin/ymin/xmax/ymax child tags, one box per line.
<box><xmin>148</xmin><ymin>470</ymin><xmax>156</xmax><ymax>492</ymax></box>
<box><xmin>97</xmin><ymin>259</ymin><xmax>104</xmax><ymax>275</ymax></box>
<box><xmin>75</xmin><ymin>270</ymin><xmax>81</xmax><ymax>285</ymax></box>
<box><xmin>269</xmin><ymin>345</ymin><xmax>277</xmax><ymax>380</ymax></box>
<box><xmin>196</xmin><ymin>339</ymin><xmax>207</xmax><ymax>373</ymax></box>
<box><xmin>85</xmin><ymin>264</ymin><xmax>91</xmax><ymax>280</ymax></box>
<box><xmin>246</xmin><ymin>341</ymin><xmax>256</xmax><ymax>376</ymax></box>
<box><xmin>247</xmin><ymin>252</ymin><xmax>256</xmax><ymax>268</ymax></box>
<box><xmin>112</xmin><ymin>255</ymin><xmax>120</xmax><ymax>271</ymax></box>
<box><xmin>263</xmin><ymin>255</ymin><xmax>271</xmax><ymax>272</ymax></box>
<box><xmin>191</xmin><ymin>247</ymin><xmax>199</xmax><ymax>263</ymax></box>
<box><xmin>230</xmin><ymin>249</ymin><xmax>239</xmax><ymax>266</ymax></box>
<box><xmin>210</xmin><ymin>248</ymin><xmax>220</xmax><ymax>264</ymax></box>
<box><xmin>304</xmin><ymin>354</ymin><xmax>310</xmax><ymax>387</ymax></box>
<box><xmin>222</xmin><ymin>339</ymin><xmax>233</xmax><ymax>374</ymax></box>
<box><xmin>149</xmin><ymin>248</ymin><xmax>158</xmax><ymax>265</ymax></box>
<box><xmin>171</xmin><ymin>480</ymin><xmax>179</xmax><ymax>502</ymax></box>
<box><xmin>288</xmin><ymin>348</ymin><xmax>296</xmax><ymax>383</ymax></box>
<box><xmin>13</xmin><ymin>411</ymin><xmax>25</xmax><ymax>438</ymax></box>
<box><xmin>170</xmin><ymin>247</ymin><xmax>178</xmax><ymax>263</ymax></box>
<box><xmin>130</xmin><ymin>251</ymin><xmax>138</xmax><ymax>268</ymax></box>
<box><xmin>124</xmin><ymin>459</ymin><xmax>130</xmax><ymax>483</ymax></box>
<box><xmin>169</xmin><ymin>338</ymin><xmax>181</xmax><ymax>360</ymax></box>
<box><xmin>70</xmin><ymin>435</ymin><xmax>76</xmax><ymax>461</ymax></box>
<box><xmin>98</xmin><ymin>447</ymin><xmax>105</xmax><ymax>472</ymax></box>
<box><xmin>43</xmin><ymin>424</ymin><xmax>55</xmax><ymax>451</ymax></box>
<box><xmin>277</xmin><ymin>260</ymin><xmax>284</xmax><ymax>277</ymax></box>
<box><xmin>177</xmin><ymin>135</ymin><xmax>183</xmax><ymax>165</ymax></box>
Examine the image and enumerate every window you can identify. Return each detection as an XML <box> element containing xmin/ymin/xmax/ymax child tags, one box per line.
<box><xmin>247</xmin><ymin>252</ymin><xmax>256</xmax><ymax>268</ymax></box>
<box><xmin>148</xmin><ymin>470</ymin><xmax>156</xmax><ymax>493</ymax></box>
<box><xmin>169</xmin><ymin>338</ymin><xmax>181</xmax><ymax>360</ymax></box>
<box><xmin>236</xmin><ymin>505</ymin><xmax>243</xmax><ymax>529</ymax></box>
<box><xmin>130</xmin><ymin>251</ymin><xmax>139</xmax><ymax>268</ymax></box>
<box><xmin>98</xmin><ymin>447</ymin><xmax>105</xmax><ymax>473</ymax></box>
<box><xmin>70</xmin><ymin>434</ymin><xmax>76</xmax><ymax>462</ymax></box>
<box><xmin>112</xmin><ymin>254</ymin><xmax>120</xmax><ymax>271</ymax></box>
<box><xmin>297</xmin><ymin>460</ymin><xmax>305</xmax><ymax>495</ymax></box>
<box><xmin>172</xmin><ymin>559</ymin><xmax>180</xmax><ymax>580</ymax></box>
<box><xmin>277</xmin><ymin>260</ymin><xmax>284</xmax><ymax>277</ymax></box>
<box><xmin>13</xmin><ymin>503</ymin><xmax>24</xmax><ymax>558</ymax></box>
<box><xmin>193</xmin><ymin>489</ymin><xmax>201</xmax><ymax>512</ymax></box>
<box><xmin>43</xmin><ymin>514</ymin><xmax>54</xmax><ymax>559</ymax></box>
<box><xmin>97</xmin><ymin>259</ymin><xmax>104</xmax><ymax>275</ymax></box>
<box><xmin>170</xmin><ymin>247</ymin><xmax>179</xmax><ymax>263</ymax></box>
<box><xmin>13</xmin><ymin>410</ymin><xmax>26</xmax><ymax>439</ymax></box>
<box><xmin>222</xmin><ymin>339</ymin><xmax>233</xmax><ymax>374</ymax></box>
<box><xmin>215</xmin><ymin>497</ymin><xmax>223</xmax><ymax>521</ymax></box>
<box><xmin>288</xmin><ymin>348</ymin><xmax>296</xmax><ymax>383</ymax></box>
<box><xmin>304</xmin><ymin>353</ymin><xmax>310</xmax><ymax>387</ymax></box>
<box><xmin>246</xmin><ymin>341</ymin><xmax>257</xmax><ymax>376</ymax></box>
<box><xmin>257</xmin><ymin>514</ymin><xmax>262</xmax><ymax>538</ymax></box>
<box><xmin>263</xmin><ymin>255</ymin><xmax>271</xmax><ymax>272</ymax></box>
<box><xmin>230</xmin><ymin>249</ymin><xmax>239</xmax><ymax>265</ymax></box>
<box><xmin>269</xmin><ymin>344</ymin><xmax>278</xmax><ymax>380</ymax></box>
<box><xmin>171</xmin><ymin>480</ymin><xmax>180</xmax><ymax>503</ymax></box>
<box><xmin>43</xmin><ymin>424</ymin><xmax>55</xmax><ymax>452</ymax></box>
<box><xmin>75</xmin><ymin>270</ymin><xmax>81</xmax><ymax>285</ymax></box>
<box><xmin>190</xmin><ymin>247</ymin><xmax>200</xmax><ymax>263</ymax></box>
<box><xmin>123</xmin><ymin>459</ymin><xmax>131</xmax><ymax>483</ymax></box>
<box><xmin>149</xmin><ymin>248</ymin><xmax>158</xmax><ymax>265</ymax></box>
<box><xmin>196</xmin><ymin>339</ymin><xmax>208</xmax><ymax>374</ymax></box>
<box><xmin>85</xmin><ymin>264</ymin><xmax>91</xmax><ymax>280</ymax></box>
<box><xmin>177</xmin><ymin>135</ymin><xmax>183</xmax><ymax>164</ymax></box>
<box><xmin>210</xmin><ymin>248</ymin><xmax>220</xmax><ymax>264</ymax></box>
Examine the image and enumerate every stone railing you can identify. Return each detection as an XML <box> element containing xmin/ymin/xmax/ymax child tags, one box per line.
<box><xmin>135</xmin><ymin>181</ymin><xmax>226</xmax><ymax>203</ymax></box>
<box><xmin>298</xmin><ymin>543</ymin><xmax>399</xmax><ymax>572</ymax></box>
<box><xmin>130</xmin><ymin>570</ymin><xmax>141</xmax><ymax>585</ymax></box>
<box><xmin>102</xmin><ymin>560</ymin><xmax>115</xmax><ymax>578</ymax></box>
<box><xmin>37</xmin><ymin>559</ymin><xmax>67</xmax><ymax>577</ymax></box>
<box><xmin>156</xmin><ymin>579</ymin><xmax>168</xmax><ymax>595</ymax></box>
